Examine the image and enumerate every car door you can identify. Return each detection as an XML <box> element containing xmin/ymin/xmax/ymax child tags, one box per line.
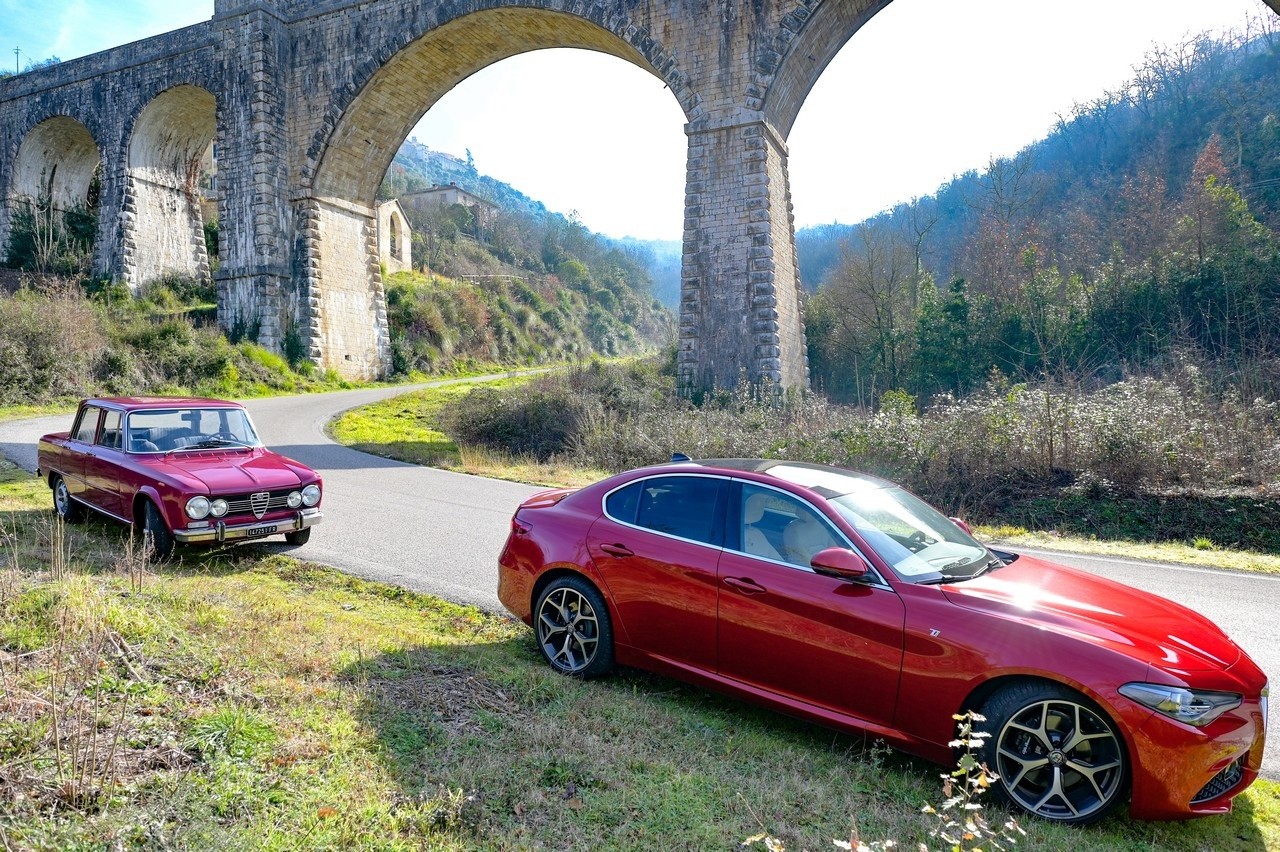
<box><xmin>586</xmin><ymin>474</ymin><xmax>727</xmax><ymax>673</ymax></box>
<box><xmin>59</xmin><ymin>404</ymin><xmax>102</xmax><ymax>503</ymax></box>
<box><xmin>716</xmin><ymin>481</ymin><xmax>906</xmax><ymax>727</ymax></box>
<box><xmin>83</xmin><ymin>408</ymin><xmax>129</xmax><ymax>519</ymax></box>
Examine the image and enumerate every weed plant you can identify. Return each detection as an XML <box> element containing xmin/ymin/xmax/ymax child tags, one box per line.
<box><xmin>437</xmin><ymin>359</ymin><xmax>1280</xmax><ymax>551</ymax></box>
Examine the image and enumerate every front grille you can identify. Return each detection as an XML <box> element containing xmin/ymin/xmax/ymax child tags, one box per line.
<box><xmin>223</xmin><ymin>489</ymin><xmax>295</xmax><ymax>519</ymax></box>
<box><xmin>1191</xmin><ymin>757</ymin><xmax>1244</xmax><ymax>804</ymax></box>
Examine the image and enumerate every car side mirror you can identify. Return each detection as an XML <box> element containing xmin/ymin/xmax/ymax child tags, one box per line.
<box><xmin>949</xmin><ymin>517</ymin><xmax>973</xmax><ymax>536</ymax></box>
<box><xmin>810</xmin><ymin>547</ymin><xmax>870</xmax><ymax>581</ymax></box>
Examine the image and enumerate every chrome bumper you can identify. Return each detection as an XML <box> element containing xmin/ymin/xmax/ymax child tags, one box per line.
<box><xmin>174</xmin><ymin>509</ymin><xmax>322</xmax><ymax>544</ymax></box>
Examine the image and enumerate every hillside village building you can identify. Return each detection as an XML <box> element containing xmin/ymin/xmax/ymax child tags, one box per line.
<box><xmin>376</xmin><ymin>200</ymin><xmax>412</xmax><ymax>274</ymax></box>
<box><xmin>400</xmin><ymin>184</ymin><xmax>498</xmax><ymax>231</ymax></box>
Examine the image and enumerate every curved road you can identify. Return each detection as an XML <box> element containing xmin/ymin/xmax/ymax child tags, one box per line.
<box><xmin>2</xmin><ymin>384</ymin><xmax>1275</xmax><ymax>780</ymax></box>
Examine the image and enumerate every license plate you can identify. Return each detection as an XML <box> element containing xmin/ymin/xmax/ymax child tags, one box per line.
<box><xmin>246</xmin><ymin>525</ymin><xmax>277</xmax><ymax>538</ymax></box>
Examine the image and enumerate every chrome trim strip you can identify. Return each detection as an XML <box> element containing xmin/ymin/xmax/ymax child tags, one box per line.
<box><xmin>174</xmin><ymin>509</ymin><xmax>322</xmax><ymax>544</ymax></box>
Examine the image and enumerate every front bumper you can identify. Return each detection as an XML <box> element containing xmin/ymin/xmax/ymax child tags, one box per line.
<box><xmin>1127</xmin><ymin>692</ymin><xmax>1266</xmax><ymax>820</ymax></box>
<box><xmin>174</xmin><ymin>508</ymin><xmax>322</xmax><ymax>544</ymax></box>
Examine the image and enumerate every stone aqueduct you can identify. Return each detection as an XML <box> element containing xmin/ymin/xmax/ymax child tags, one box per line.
<box><xmin>4</xmin><ymin>1</ymin><xmax>1274</xmax><ymax>387</ymax></box>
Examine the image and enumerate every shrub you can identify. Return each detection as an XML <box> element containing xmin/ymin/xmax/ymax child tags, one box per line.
<box><xmin>440</xmin><ymin>381</ymin><xmax>586</xmax><ymax>460</ymax></box>
<box><xmin>0</xmin><ymin>284</ymin><xmax>105</xmax><ymax>404</ymax></box>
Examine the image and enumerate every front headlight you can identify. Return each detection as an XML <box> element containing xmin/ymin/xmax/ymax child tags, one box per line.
<box><xmin>1120</xmin><ymin>682</ymin><xmax>1242</xmax><ymax>727</ymax></box>
<box><xmin>287</xmin><ymin>491</ymin><xmax>303</xmax><ymax>509</ymax></box>
<box><xmin>186</xmin><ymin>496</ymin><xmax>211</xmax><ymax>520</ymax></box>
<box><xmin>302</xmin><ymin>484</ymin><xmax>321</xmax><ymax>507</ymax></box>
<box><xmin>210</xmin><ymin>499</ymin><xmax>228</xmax><ymax>518</ymax></box>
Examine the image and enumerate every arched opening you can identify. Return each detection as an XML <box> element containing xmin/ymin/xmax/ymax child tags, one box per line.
<box><xmin>126</xmin><ymin>84</ymin><xmax>217</xmax><ymax>290</ymax></box>
<box><xmin>303</xmin><ymin>8</ymin><xmax>686</xmax><ymax>379</ymax></box>
<box><xmin>7</xmin><ymin>116</ymin><xmax>101</xmax><ymax>275</ymax></box>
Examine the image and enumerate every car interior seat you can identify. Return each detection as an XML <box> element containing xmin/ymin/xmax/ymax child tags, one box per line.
<box><xmin>783</xmin><ymin>514</ymin><xmax>834</xmax><ymax>567</ymax></box>
<box><xmin>743</xmin><ymin>493</ymin><xmax>785</xmax><ymax>561</ymax></box>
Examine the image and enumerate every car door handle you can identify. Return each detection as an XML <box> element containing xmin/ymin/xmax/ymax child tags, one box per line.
<box><xmin>600</xmin><ymin>543</ymin><xmax>633</xmax><ymax>558</ymax></box>
<box><xmin>724</xmin><ymin>577</ymin><xmax>767</xmax><ymax>595</ymax></box>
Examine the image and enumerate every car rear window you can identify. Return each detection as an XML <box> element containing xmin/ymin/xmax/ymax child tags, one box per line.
<box><xmin>632</xmin><ymin>476</ymin><xmax>724</xmax><ymax>546</ymax></box>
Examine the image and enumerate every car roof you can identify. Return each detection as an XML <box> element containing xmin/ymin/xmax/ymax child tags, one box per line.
<box><xmin>651</xmin><ymin>457</ymin><xmax>895</xmax><ymax>497</ymax></box>
<box><xmin>85</xmin><ymin>397</ymin><xmax>245</xmax><ymax>411</ymax></box>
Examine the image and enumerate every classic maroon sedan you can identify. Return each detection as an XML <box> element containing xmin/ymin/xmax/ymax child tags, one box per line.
<box><xmin>498</xmin><ymin>458</ymin><xmax>1268</xmax><ymax>825</ymax></box>
<box><xmin>38</xmin><ymin>397</ymin><xmax>322</xmax><ymax>559</ymax></box>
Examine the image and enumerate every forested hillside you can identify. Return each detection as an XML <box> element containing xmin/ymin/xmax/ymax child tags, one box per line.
<box><xmin>801</xmin><ymin>18</ymin><xmax>1280</xmax><ymax>407</ymax></box>
<box><xmin>376</xmin><ymin>140</ymin><xmax>674</xmax><ymax>372</ymax></box>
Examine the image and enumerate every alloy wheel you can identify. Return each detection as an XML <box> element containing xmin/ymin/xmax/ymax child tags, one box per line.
<box><xmin>536</xmin><ymin>586</ymin><xmax>601</xmax><ymax>674</ymax></box>
<box><xmin>993</xmin><ymin>697</ymin><xmax>1125</xmax><ymax>821</ymax></box>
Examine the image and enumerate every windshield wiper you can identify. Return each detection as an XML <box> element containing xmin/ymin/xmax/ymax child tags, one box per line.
<box><xmin>921</xmin><ymin>556</ymin><xmax>1005</xmax><ymax>585</ymax></box>
<box><xmin>182</xmin><ymin>437</ymin><xmax>252</xmax><ymax>450</ymax></box>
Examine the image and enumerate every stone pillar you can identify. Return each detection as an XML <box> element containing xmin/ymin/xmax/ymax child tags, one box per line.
<box><xmin>680</xmin><ymin>118</ymin><xmax>808</xmax><ymax>393</ymax></box>
<box><xmin>295</xmin><ymin>196</ymin><xmax>390</xmax><ymax>380</ymax></box>
<box><xmin>119</xmin><ymin>174</ymin><xmax>211</xmax><ymax>291</ymax></box>
<box><xmin>212</xmin><ymin>2</ymin><xmax>291</xmax><ymax>351</ymax></box>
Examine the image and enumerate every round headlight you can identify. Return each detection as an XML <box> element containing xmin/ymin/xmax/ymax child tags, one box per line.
<box><xmin>302</xmin><ymin>484</ymin><xmax>322</xmax><ymax>507</ymax></box>
<box><xmin>186</xmin><ymin>496</ymin><xmax>211</xmax><ymax>520</ymax></box>
<box><xmin>287</xmin><ymin>491</ymin><xmax>303</xmax><ymax>509</ymax></box>
<box><xmin>210</xmin><ymin>499</ymin><xmax>228</xmax><ymax>518</ymax></box>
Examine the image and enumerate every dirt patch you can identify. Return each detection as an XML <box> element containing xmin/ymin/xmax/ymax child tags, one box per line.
<box><xmin>368</xmin><ymin>664</ymin><xmax>523</xmax><ymax>738</ymax></box>
<box><xmin>0</xmin><ymin>269</ymin><xmax>24</xmax><ymax>294</ymax></box>
<box><xmin>0</xmin><ymin>634</ymin><xmax>198</xmax><ymax>814</ymax></box>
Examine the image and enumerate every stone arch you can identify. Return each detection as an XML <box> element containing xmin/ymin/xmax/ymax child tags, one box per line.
<box><xmin>760</xmin><ymin>0</ymin><xmax>894</xmax><ymax>139</ymax></box>
<box><xmin>124</xmin><ymin>84</ymin><xmax>217</xmax><ymax>290</ymax></box>
<box><xmin>6</xmin><ymin>116</ymin><xmax>102</xmax><ymax>272</ymax></box>
<box><xmin>389</xmin><ymin>212</ymin><xmax>401</xmax><ymax>262</ymax></box>
<box><xmin>11</xmin><ymin>116</ymin><xmax>101</xmax><ymax>210</ymax></box>
<box><xmin>298</xmin><ymin>5</ymin><xmax>690</xmax><ymax>379</ymax></box>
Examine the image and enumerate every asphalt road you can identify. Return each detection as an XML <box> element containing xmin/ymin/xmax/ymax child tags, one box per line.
<box><xmin>2</xmin><ymin>384</ymin><xmax>1275</xmax><ymax>781</ymax></box>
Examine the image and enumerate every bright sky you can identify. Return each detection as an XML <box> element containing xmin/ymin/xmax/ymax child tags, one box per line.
<box><xmin>2</xmin><ymin>0</ymin><xmax>1271</xmax><ymax>240</ymax></box>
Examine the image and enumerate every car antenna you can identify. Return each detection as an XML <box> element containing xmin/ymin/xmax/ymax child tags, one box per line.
<box><xmin>671</xmin><ymin>452</ymin><xmax>692</xmax><ymax>463</ymax></box>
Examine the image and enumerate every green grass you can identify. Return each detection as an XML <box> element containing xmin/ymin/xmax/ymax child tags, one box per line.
<box><xmin>5</xmin><ymin>380</ymin><xmax>1278</xmax><ymax>848</ymax></box>
<box><xmin>0</xmin><ymin>477</ymin><xmax>1276</xmax><ymax>850</ymax></box>
<box><xmin>330</xmin><ymin>375</ymin><xmax>610</xmax><ymax>487</ymax></box>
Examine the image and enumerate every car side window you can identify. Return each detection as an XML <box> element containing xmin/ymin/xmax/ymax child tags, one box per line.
<box><xmin>97</xmin><ymin>410</ymin><xmax>123</xmax><ymax>450</ymax></box>
<box><xmin>71</xmin><ymin>406</ymin><xmax>101</xmax><ymax>443</ymax></box>
<box><xmin>632</xmin><ymin>476</ymin><xmax>724</xmax><ymax>547</ymax></box>
<box><xmin>605</xmin><ymin>482</ymin><xmax>641</xmax><ymax>525</ymax></box>
<box><xmin>739</xmin><ymin>483</ymin><xmax>842</xmax><ymax>569</ymax></box>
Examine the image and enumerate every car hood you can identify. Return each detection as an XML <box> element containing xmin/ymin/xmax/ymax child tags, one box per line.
<box><xmin>941</xmin><ymin>554</ymin><xmax>1241</xmax><ymax>673</ymax></box>
<box><xmin>146</xmin><ymin>449</ymin><xmax>313</xmax><ymax>494</ymax></box>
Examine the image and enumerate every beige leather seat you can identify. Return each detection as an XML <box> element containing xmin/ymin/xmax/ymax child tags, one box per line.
<box><xmin>743</xmin><ymin>493</ymin><xmax>785</xmax><ymax>561</ymax></box>
<box><xmin>783</xmin><ymin>514</ymin><xmax>834</xmax><ymax>567</ymax></box>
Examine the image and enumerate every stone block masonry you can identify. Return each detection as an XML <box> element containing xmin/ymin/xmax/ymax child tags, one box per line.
<box><xmin>4</xmin><ymin>0</ymin><xmax>1059</xmax><ymax>386</ymax></box>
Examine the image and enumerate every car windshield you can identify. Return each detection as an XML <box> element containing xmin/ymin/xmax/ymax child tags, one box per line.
<box><xmin>766</xmin><ymin>464</ymin><xmax>996</xmax><ymax>583</ymax></box>
<box><xmin>126</xmin><ymin>407</ymin><xmax>263</xmax><ymax>453</ymax></box>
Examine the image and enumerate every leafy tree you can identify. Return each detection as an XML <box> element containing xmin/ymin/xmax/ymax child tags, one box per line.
<box><xmin>914</xmin><ymin>278</ymin><xmax>978</xmax><ymax>398</ymax></box>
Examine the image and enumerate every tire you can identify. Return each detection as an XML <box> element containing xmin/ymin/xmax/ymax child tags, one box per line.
<box><xmin>977</xmin><ymin>681</ymin><xmax>1128</xmax><ymax>825</ymax></box>
<box><xmin>285</xmin><ymin>527</ymin><xmax>311</xmax><ymax>546</ymax></box>
<box><xmin>141</xmin><ymin>501</ymin><xmax>175</xmax><ymax>562</ymax></box>
<box><xmin>533</xmin><ymin>575</ymin><xmax>614</xmax><ymax>679</ymax></box>
<box><xmin>52</xmin><ymin>475</ymin><xmax>86</xmax><ymax>523</ymax></box>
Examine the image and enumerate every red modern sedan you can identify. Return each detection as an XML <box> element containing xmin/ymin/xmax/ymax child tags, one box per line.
<box><xmin>498</xmin><ymin>458</ymin><xmax>1268</xmax><ymax>825</ymax></box>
